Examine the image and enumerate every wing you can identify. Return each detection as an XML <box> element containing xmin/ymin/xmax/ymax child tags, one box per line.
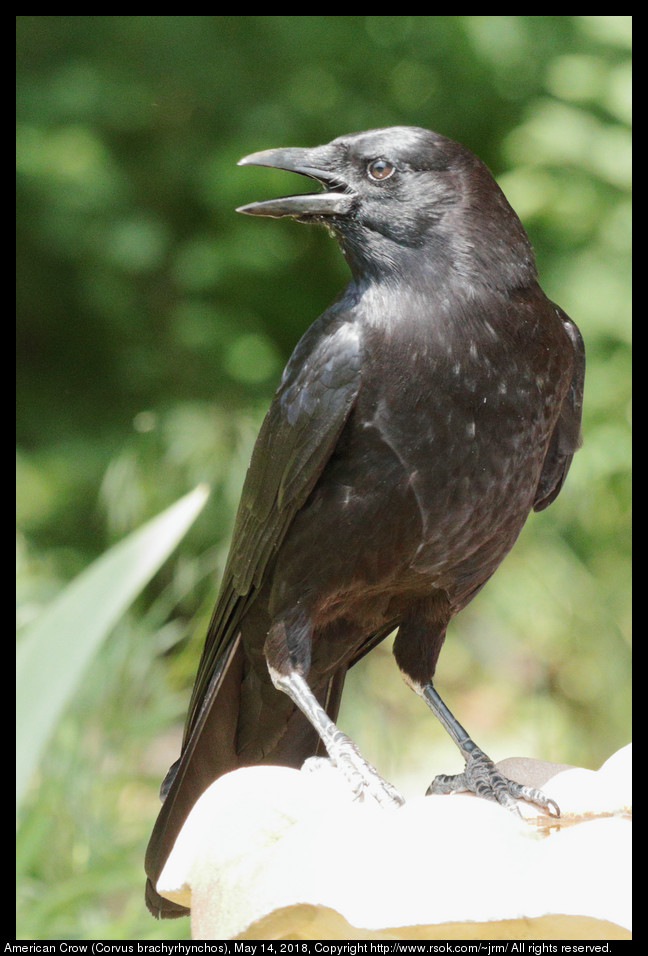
<box><xmin>534</xmin><ymin>307</ymin><xmax>585</xmax><ymax>512</ymax></box>
<box><xmin>183</xmin><ymin>310</ymin><xmax>363</xmax><ymax>739</ymax></box>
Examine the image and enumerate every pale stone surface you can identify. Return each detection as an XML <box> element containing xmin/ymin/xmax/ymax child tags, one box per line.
<box><xmin>156</xmin><ymin>744</ymin><xmax>632</xmax><ymax>940</ymax></box>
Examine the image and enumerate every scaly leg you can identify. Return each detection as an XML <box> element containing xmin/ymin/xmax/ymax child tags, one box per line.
<box><xmin>269</xmin><ymin>667</ymin><xmax>404</xmax><ymax>809</ymax></box>
<box><xmin>421</xmin><ymin>682</ymin><xmax>560</xmax><ymax>816</ymax></box>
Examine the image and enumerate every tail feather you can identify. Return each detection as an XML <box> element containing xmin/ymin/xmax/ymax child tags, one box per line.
<box><xmin>145</xmin><ymin>636</ymin><xmax>244</xmax><ymax>917</ymax></box>
<box><xmin>144</xmin><ymin>636</ymin><xmax>349</xmax><ymax>918</ymax></box>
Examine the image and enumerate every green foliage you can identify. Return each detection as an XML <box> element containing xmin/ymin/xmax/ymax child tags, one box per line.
<box><xmin>16</xmin><ymin>485</ymin><xmax>208</xmax><ymax>806</ymax></box>
<box><xmin>16</xmin><ymin>16</ymin><xmax>631</xmax><ymax>940</ymax></box>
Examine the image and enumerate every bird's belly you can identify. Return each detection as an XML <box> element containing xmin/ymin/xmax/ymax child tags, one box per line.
<box><xmin>270</xmin><ymin>352</ymin><xmax>561</xmax><ymax>625</ymax></box>
<box><xmin>315</xmin><ymin>393</ymin><xmax>549</xmax><ymax>602</ymax></box>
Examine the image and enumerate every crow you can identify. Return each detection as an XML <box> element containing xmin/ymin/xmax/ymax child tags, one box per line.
<box><xmin>145</xmin><ymin>126</ymin><xmax>585</xmax><ymax>918</ymax></box>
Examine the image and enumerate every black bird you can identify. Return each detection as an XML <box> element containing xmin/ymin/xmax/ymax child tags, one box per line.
<box><xmin>145</xmin><ymin>126</ymin><xmax>585</xmax><ymax>918</ymax></box>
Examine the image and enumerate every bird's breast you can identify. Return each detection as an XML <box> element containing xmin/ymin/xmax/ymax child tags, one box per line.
<box><xmin>342</xmin><ymin>301</ymin><xmax>571</xmax><ymax>587</ymax></box>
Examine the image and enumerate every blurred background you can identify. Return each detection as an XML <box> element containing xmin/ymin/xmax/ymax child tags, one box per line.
<box><xmin>16</xmin><ymin>16</ymin><xmax>631</xmax><ymax>941</ymax></box>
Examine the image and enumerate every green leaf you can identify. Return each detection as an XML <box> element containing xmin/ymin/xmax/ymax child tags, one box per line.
<box><xmin>16</xmin><ymin>484</ymin><xmax>210</xmax><ymax>808</ymax></box>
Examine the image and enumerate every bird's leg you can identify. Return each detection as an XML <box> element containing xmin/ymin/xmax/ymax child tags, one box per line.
<box><xmin>420</xmin><ymin>682</ymin><xmax>560</xmax><ymax>817</ymax></box>
<box><xmin>268</xmin><ymin>667</ymin><xmax>404</xmax><ymax>809</ymax></box>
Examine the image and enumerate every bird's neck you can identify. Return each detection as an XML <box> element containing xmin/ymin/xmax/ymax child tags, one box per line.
<box><xmin>336</xmin><ymin>217</ymin><xmax>536</xmax><ymax>298</ymax></box>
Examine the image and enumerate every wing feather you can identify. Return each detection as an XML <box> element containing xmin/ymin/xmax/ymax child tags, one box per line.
<box><xmin>534</xmin><ymin>307</ymin><xmax>586</xmax><ymax>512</ymax></box>
<box><xmin>183</xmin><ymin>312</ymin><xmax>362</xmax><ymax>738</ymax></box>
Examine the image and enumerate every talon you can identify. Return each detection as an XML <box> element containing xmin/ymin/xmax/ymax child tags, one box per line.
<box><xmin>331</xmin><ymin>733</ymin><xmax>405</xmax><ymax>808</ymax></box>
<box><xmin>427</xmin><ymin>747</ymin><xmax>558</xmax><ymax>816</ymax></box>
<box><xmin>545</xmin><ymin>798</ymin><xmax>561</xmax><ymax>818</ymax></box>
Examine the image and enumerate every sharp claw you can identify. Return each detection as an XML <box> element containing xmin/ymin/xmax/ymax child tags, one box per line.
<box><xmin>330</xmin><ymin>733</ymin><xmax>405</xmax><ymax>808</ymax></box>
<box><xmin>544</xmin><ymin>798</ymin><xmax>561</xmax><ymax>818</ymax></box>
<box><xmin>427</xmin><ymin>750</ymin><xmax>560</xmax><ymax>817</ymax></box>
<box><xmin>301</xmin><ymin>755</ymin><xmax>405</xmax><ymax>808</ymax></box>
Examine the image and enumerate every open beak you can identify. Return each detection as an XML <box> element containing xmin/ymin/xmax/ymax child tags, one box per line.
<box><xmin>236</xmin><ymin>145</ymin><xmax>355</xmax><ymax>220</ymax></box>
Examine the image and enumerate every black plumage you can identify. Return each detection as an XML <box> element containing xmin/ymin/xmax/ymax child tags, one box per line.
<box><xmin>145</xmin><ymin>126</ymin><xmax>585</xmax><ymax>918</ymax></box>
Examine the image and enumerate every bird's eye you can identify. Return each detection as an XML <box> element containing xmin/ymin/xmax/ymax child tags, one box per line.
<box><xmin>367</xmin><ymin>159</ymin><xmax>395</xmax><ymax>181</ymax></box>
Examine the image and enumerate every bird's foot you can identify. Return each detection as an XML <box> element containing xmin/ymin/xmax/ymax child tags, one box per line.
<box><xmin>273</xmin><ymin>668</ymin><xmax>404</xmax><ymax>808</ymax></box>
<box><xmin>426</xmin><ymin>745</ymin><xmax>560</xmax><ymax>817</ymax></box>
<box><xmin>323</xmin><ymin>732</ymin><xmax>405</xmax><ymax>809</ymax></box>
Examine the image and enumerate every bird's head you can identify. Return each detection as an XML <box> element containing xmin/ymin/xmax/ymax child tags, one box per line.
<box><xmin>237</xmin><ymin>126</ymin><xmax>536</xmax><ymax>290</ymax></box>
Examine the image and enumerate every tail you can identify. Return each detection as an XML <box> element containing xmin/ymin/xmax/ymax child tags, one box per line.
<box><xmin>144</xmin><ymin>635</ymin><xmax>348</xmax><ymax>918</ymax></box>
<box><xmin>145</xmin><ymin>636</ymin><xmax>244</xmax><ymax>917</ymax></box>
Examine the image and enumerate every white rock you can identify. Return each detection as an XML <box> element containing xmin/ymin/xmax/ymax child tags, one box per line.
<box><xmin>156</xmin><ymin>745</ymin><xmax>632</xmax><ymax>940</ymax></box>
